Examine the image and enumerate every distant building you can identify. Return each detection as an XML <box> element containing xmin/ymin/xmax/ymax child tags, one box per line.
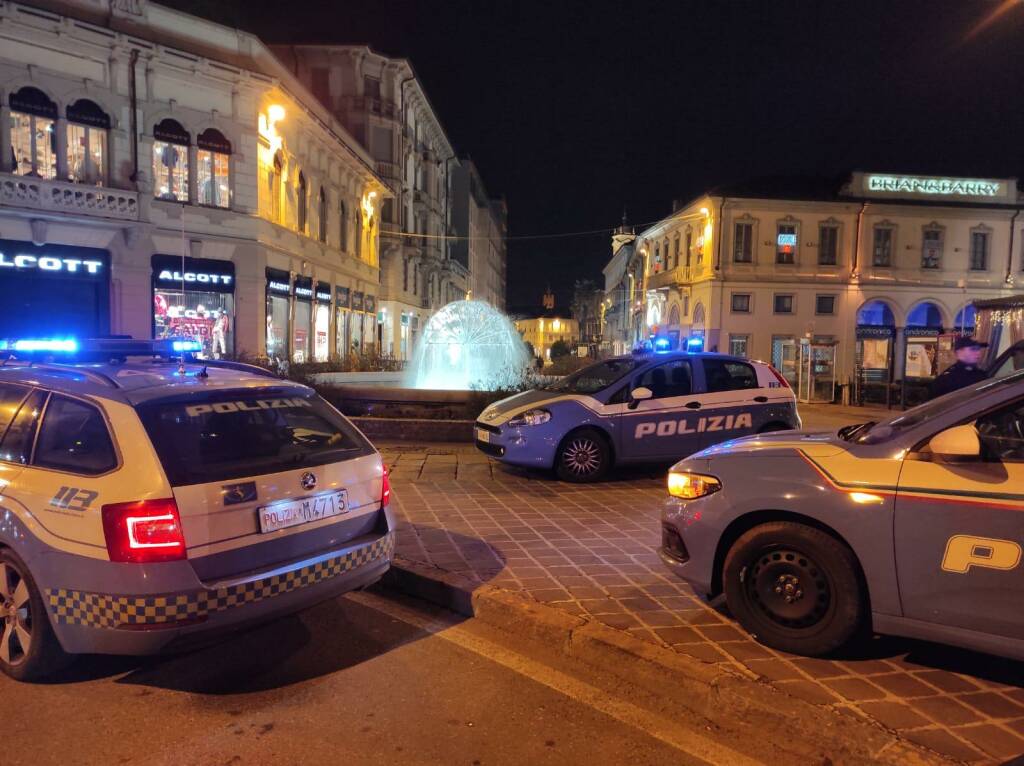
<box><xmin>570</xmin><ymin>278</ymin><xmax>604</xmax><ymax>354</ymax></box>
<box><xmin>451</xmin><ymin>158</ymin><xmax>507</xmax><ymax>310</ymax></box>
<box><xmin>601</xmin><ymin>215</ymin><xmax>641</xmax><ymax>355</ymax></box>
<box><xmin>616</xmin><ymin>172</ymin><xmax>1021</xmax><ymax>403</ymax></box>
<box><xmin>515</xmin><ymin>315</ymin><xmax>579</xmax><ymax>363</ymax></box>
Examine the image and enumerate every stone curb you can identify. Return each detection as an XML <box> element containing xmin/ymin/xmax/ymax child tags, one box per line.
<box><xmin>382</xmin><ymin>557</ymin><xmax>952</xmax><ymax>766</ymax></box>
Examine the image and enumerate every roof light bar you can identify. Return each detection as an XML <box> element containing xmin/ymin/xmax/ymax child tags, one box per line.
<box><xmin>0</xmin><ymin>339</ymin><xmax>79</xmax><ymax>353</ymax></box>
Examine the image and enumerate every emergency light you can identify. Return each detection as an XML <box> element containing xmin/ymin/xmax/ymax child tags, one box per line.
<box><xmin>0</xmin><ymin>336</ymin><xmax>202</xmax><ymax>361</ymax></box>
<box><xmin>686</xmin><ymin>337</ymin><xmax>705</xmax><ymax>352</ymax></box>
<box><xmin>0</xmin><ymin>338</ymin><xmax>79</xmax><ymax>353</ymax></box>
<box><xmin>653</xmin><ymin>337</ymin><xmax>672</xmax><ymax>353</ymax></box>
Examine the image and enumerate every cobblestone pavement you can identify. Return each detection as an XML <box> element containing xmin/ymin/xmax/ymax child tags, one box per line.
<box><xmin>378</xmin><ymin>404</ymin><xmax>1024</xmax><ymax>764</ymax></box>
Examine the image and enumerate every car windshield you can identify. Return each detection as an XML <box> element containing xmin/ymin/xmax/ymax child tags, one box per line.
<box><xmin>136</xmin><ymin>390</ymin><xmax>372</xmax><ymax>486</ymax></box>
<box><xmin>545</xmin><ymin>358</ymin><xmax>641</xmax><ymax>394</ymax></box>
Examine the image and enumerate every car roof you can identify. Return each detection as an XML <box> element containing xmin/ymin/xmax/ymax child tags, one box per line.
<box><xmin>0</xmin><ymin>361</ymin><xmax>308</xmax><ymax>406</ymax></box>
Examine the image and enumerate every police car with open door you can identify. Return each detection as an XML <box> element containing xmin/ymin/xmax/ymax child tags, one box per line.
<box><xmin>475</xmin><ymin>351</ymin><xmax>799</xmax><ymax>481</ymax></box>
<box><xmin>660</xmin><ymin>370</ymin><xmax>1024</xmax><ymax>660</ymax></box>
<box><xmin>0</xmin><ymin>338</ymin><xmax>393</xmax><ymax>681</ymax></box>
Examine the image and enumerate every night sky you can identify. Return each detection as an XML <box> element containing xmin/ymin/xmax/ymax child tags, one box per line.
<box><xmin>162</xmin><ymin>0</ymin><xmax>1024</xmax><ymax>311</ymax></box>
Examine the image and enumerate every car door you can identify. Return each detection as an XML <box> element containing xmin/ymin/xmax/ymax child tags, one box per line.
<box><xmin>618</xmin><ymin>358</ymin><xmax>703</xmax><ymax>460</ymax></box>
<box><xmin>0</xmin><ymin>383</ymin><xmax>34</xmax><ymax>530</ymax></box>
<box><xmin>691</xmin><ymin>358</ymin><xmax>763</xmax><ymax>444</ymax></box>
<box><xmin>893</xmin><ymin>395</ymin><xmax>1024</xmax><ymax>640</ymax></box>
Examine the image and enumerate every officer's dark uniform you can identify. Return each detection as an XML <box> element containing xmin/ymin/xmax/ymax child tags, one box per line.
<box><xmin>929</xmin><ymin>361</ymin><xmax>987</xmax><ymax>398</ymax></box>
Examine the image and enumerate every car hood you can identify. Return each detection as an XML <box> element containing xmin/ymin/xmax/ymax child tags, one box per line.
<box><xmin>684</xmin><ymin>429</ymin><xmax>848</xmax><ymax>462</ymax></box>
<box><xmin>477</xmin><ymin>389</ymin><xmax>567</xmax><ymax>425</ymax></box>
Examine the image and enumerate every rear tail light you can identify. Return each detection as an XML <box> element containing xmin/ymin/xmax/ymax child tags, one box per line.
<box><xmin>768</xmin><ymin>365</ymin><xmax>791</xmax><ymax>389</ymax></box>
<box><xmin>381</xmin><ymin>467</ymin><xmax>391</xmax><ymax>507</ymax></box>
<box><xmin>102</xmin><ymin>498</ymin><xmax>186</xmax><ymax>563</ymax></box>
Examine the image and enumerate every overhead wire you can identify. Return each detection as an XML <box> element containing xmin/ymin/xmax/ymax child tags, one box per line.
<box><xmin>383</xmin><ymin>219</ymin><xmax>664</xmax><ymax>243</ymax></box>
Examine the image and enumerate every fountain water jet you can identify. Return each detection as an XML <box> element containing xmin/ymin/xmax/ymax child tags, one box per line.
<box><xmin>407</xmin><ymin>300</ymin><xmax>530</xmax><ymax>390</ymax></box>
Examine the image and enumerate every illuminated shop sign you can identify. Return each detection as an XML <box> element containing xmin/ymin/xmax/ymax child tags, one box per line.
<box><xmin>0</xmin><ymin>252</ymin><xmax>104</xmax><ymax>275</ymax></box>
<box><xmin>152</xmin><ymin>255</ymin><xmax>234</xmax><ymax>293</ymax></box>
<box><xmin>266</xmin><ymin>267</ymin><xmax>292</xmax><ymax>296</ymax></box>
<box><xmin>315</xmin><ymin>283</ymin><xmax>332</xmax><ymax>303</ymax></box>
<box><xmin>294</xmin><ymin>276</ymin><xmax>314</xmax><ymax>300</ymax></box>
<box><xmin>777</xmin><ymin>233</ymin><xmax>797</xmax><ymax>248</ymax></box>
<box><xmin>866</xmin><ymin>175</ymin><xmax>1002</xmax><ymax>198</ymax></box>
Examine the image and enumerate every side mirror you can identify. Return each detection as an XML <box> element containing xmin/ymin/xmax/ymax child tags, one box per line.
<box><xmin>928</xmin><ymin>424</ymin><xmax>981</xmax><ymax>460</ymax></box>
<box><xmin>628</xmin><ymin>386</ymin><xmax>652</xmax><ymax>410</ymax></box>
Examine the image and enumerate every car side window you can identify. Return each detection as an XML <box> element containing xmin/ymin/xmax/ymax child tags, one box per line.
<box><xmin>0</xmin><ymin>390</ymin><xmax>47</xmax><ymax>465</ymax></box>
<box><xmin>0</xmin><ymin>383</ymin><xmax>30</xmax><ymax>438</ymax></box>
<box><xmin>635</xmin><ymin>360</ymin><xmax>692</xmax><ymax>400</ymax></box>
<box><xmin>703</xmin><ymin>359</ymin><xmax>758</xmax><ymax>393</ymax></box>
<box><xmin>975</xmin><ymin>398</ymin><xmax>1024</xmax><ymax>463</ymax></box>
<box><xmin>34</xmin><ymin>395</ymin><xmax>118</xmax><ymax>475</ymax></box>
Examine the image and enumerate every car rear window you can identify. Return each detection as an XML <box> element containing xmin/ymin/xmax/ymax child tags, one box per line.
<box><xmin>703</xmin><ymin>359</ymin><xmax>759</xmax><ymax>392</ymax></box>
<box><xmin>135</xmin><ymin>391</ymin><xmax>373</xmax><ymax>486</ymax></box>
<box><xmin>34</xmin><ymin>395</ymin><xmax>117</xmax><ymax>475</ymax></box>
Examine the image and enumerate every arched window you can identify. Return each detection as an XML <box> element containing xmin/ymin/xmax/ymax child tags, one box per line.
<box><xmin>152</xmin><ymin>118</ymin><xmax>190</xmax><ymax>201</ymax></box>
<box><xmin>669</xmin><ymin>304</ymin><xmax>681</xmax><ymax>326</ymax></box>
<box><xmin>954</xmin><ymin>305</ymin><xmax>977</xmax><ymax>335</ymax></box>
<box><xmin>269</xmin><ymin>150</ymin><xmax>284</xmax><ymax>222</ymax></box>
<box><xmin>318</xmin><ymin>187</ymin><xmax>328</xmax><ymax>243</ymax></box>
<box><xmin>196</xmin><ymin>128</ymin><xmax>230</xmax><ymax>208</ymax></box>
<box><xmin>339</xmin><ymin>200</ymin><xmax>348</xmax><ymax>251</ymax></box>
<box><xmin>10</xmin><ymin>87</ymin><xmax>58</xmax><ymax>179</ymax></box>
<box><xmin>856</xmin><ymin>300</ymin><xmax>895</xmax><ymax>327</ymax></box>
<box><xmin>906</xmin><ymin>302</ymin><xmax>943</xmax><ymax>329</ymax></box>
<box><xmin>297</xmin><ymin>172</ymin><xmax>308</xmax><ymax>232</ymax></box>
<box><xmin>355</xmin><ymin>202</ymin><xmax>363</xmax><ymax>259</ymax></box>
<box><xmin>66</xmin><ymin>99</ymin><xmax>109</xmax><ymax>186</ymax></box>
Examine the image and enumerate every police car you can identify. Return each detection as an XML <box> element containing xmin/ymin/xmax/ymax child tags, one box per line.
<box><xmin>475</xmin><ymin>351</ymin><xmax>799</xmax><ymax>482</ymax></box>
<box><xmin>0</xmin><ymin>338</ymin><xmax>393</xmax><ymax>681</ymax></box>
<box><xmin>660</xmin><ymin>370</ymin><xmax>1024</xmax><ymax>660</ymax></box>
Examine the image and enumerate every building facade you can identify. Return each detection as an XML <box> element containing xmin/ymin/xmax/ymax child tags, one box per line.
<box><xmin>601</xmin><ymin>218</ymin><xmax>642</xmax><ymax>355</ymax></box>
<box><xmin>273</xmin><ymin>45</ymin><xmax>480</xmax><ymax>360</ymax></box>
<box><xmin>0</xmin><ymin>0</ymin><xmax>387</xmax><ymax>363</ymax></box>
<box><xmin>451</xmin><ymin>158</ymin><xmax>507</xmax><ymax>310</ymax></box>
<box><xmin>619</xmin><ymin>172</ymin><xmax>1021</xmax><ymax>401</ymax></box>
<box><xmin>514</xmin><ymin>315</ymin><xmax>579</xmax><ymax>364</ymax></box>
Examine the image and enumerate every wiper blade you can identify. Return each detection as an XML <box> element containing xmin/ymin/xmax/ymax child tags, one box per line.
<box><xmin>838</xmin><ymin>422</ymin><xmax>874</xmax><ymax>441</ymax></box>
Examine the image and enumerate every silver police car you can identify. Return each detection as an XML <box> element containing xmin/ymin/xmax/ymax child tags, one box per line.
<box><xmin>660</xmin><ymin>370</ymin><xmax>1024</xmax><ymax>660</ymax></box>
<box><xmin>0</xmin><ymin>338</ymin><xmax>393</xmax><ymax>681</ymax></box>
<box><xmin>476</xmin><ymin>351</ymin><xmax>799</xmax><ymax>482</ymax></box>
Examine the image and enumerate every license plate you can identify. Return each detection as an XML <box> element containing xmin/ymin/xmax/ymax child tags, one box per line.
<box><xmin>258</xmin><ymin>490</ymin><xmax>348</xmax><ymax>534</ymax></box>
<box><xmin>476</xmin><ymin>428</ymin><xmax>490</xmax><ymax>443</ymax></box>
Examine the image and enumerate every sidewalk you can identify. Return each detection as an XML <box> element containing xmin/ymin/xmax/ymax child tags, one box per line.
<box><xmin>377</xmin><ymin>402</ymin><xmax>1024</xmax><ymax>764</ymax></box>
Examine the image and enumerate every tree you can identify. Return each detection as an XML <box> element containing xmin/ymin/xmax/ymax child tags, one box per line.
<box><xmin>523</xmin><ymin>339</ymin><xmax>536</xmax><ymax>359</ymax></box>
<box><xmin>549</xmin><ymin>339</ymin><xmax>571</xmax><ymax>360</ymax></box>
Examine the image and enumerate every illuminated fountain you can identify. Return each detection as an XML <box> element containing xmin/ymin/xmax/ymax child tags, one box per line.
<box><xmin>408</xmin><ymin>300</ymin><xmax>530</xmax><ymax>390</ymax></box>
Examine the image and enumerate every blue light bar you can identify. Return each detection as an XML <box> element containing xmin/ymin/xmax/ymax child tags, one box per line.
<box><xmin>686</xmin><ymin>337</ymin><xmax>704</xmax><ymax>351</ymax></box>
<box><xmin>0</xmin><ymin>339</ymin><xmax>79</xmax><ymax>353</ymax></box>
<box><xmin>653</xmin><ymin>337</ymin><xmax>672</xmax><ymax>353</ymax></box>
<box><xmin>171</xmin><ymin>340</ymin><xmax>202</xmax><ymax>352</ymax></box>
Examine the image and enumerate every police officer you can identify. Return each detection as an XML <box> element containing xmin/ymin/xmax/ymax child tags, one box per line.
<box><xmin>930</xmin><ymin>336</ymin><xmax>989</xmax><ymax>399</ymax></box>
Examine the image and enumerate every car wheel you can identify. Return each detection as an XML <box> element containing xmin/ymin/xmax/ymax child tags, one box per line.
<box><xmin>0</xmin><ymin>549</ymin><xmax>71</xmax><ymax>682</ymax></box>
<box><xmin>556</xmin><ymin>428</ymin><xmax>611</xmax><ymax>483</ymax></box>
<box><xmin>723</xmin><ymin>522</ymin><xmax>865</xmax><ymax>656</ymax></box>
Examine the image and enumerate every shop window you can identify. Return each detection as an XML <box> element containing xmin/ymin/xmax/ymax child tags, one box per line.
<box><xmin>816</xmin><ymin>295</ymin><xmax>836</xmax><ymax>315</ymax></box>
<box><xmin>872</xmin><ymin>225</ymin><xmax>894</xmax><ymax>267</ymax></box>
<box><xmin>66</xmin><ymin>99</ymin><xmax>109</xmax><ymax>186</ymax></box>
<box><xmin>297</xmin><ymin>172</ymin><xmax>308</xmax><ymax>233</ymax></box>
<box><xmin>153</xmin><ymin>256</ymin><xmax>234</xmax><ymax>359</ymax></box>
<box><xmin>265</xmin><ymin>270</ymin><xmax>291</xmax><ymax>363</ymax></box>
<box><xmin>729</xmin><ymin>335</ymin><xmax>750</xmax><ymax>358</ymax></box>
<box><xmin>776</xmin><ymin>223</ymin><xmax>797</xmax><ymax>264</ymax></box>
<box><xmin>773</xmin><ymin>294</ymin><xmax>794</xmax><ymax>314</ymax></box>
<box><xmin>10</xmin><ymin>87</ymin><xmax>58</xmax><ymax>179</ymax></box>
<box><xmin>734</xmin><ymin>222</ymin><xmax>753</xmax><ymax>263</ymax></box>
<box><xmin>318</xmin><ymin>187</ymin><xmax>328</xmax><ymax>243</ymax></box>
<box><xmin>196</xmin><ymin>128</ymin><xmax>231</xmax><ymax>208</ymax></box>
<box><xmin>34</xmin><ymin>396</ymin><xmax>117</xmax><ymax>475</ymax></box>
<box><xmin>970</xmin><ymin>229</ymin><xmax>990</xmax><ymax>271</ymax></box>
<box><xmin>818</xmin><ymin>224</ymin><xmax>838</xmax><ymax>266</ymax></box>
<box><xmin>921</xmin><ymin>225</ymin><xmax>943</xmax><ymax>269</ymax></box>
<box><xmin>153</xmin><ymin>118</ymin><xmax>190</xmax><ymax>201</ymax></box>
<box><xmin>339</xmin><ymin>200</ymin><xmax>348</xmax><ymax>251</ymax></box>
<box><xmin>731</xmin><ymin>293</ymin><xmax>751</xmax><ymax>313</ymax></box>
<box><xmin>314</xmin><ymin>301</ymin><xmax>330</xmax><ymax>362</ymax></box>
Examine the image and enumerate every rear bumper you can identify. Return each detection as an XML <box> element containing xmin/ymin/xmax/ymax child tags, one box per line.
<box><xmin>46</xmin><ymin>531</ymin><xmax>394</xmax><ymax>655</ymax></box>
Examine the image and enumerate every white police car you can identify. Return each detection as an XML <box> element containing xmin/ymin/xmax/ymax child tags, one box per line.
<box><xmin>0</xmin><ymin>338</ymin><xmax>393</xmax><ymax>681</ymax></box>
<box><xmin>476</xmin><ymin>351</ymin><xmax>799</xmax><ymax>482</ymax></box>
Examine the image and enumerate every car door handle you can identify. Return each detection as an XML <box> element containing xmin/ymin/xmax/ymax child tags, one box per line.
<box><xmin>753</xmin><ymin>396</ymin><xmax>768</xmax><ymax>403</ymax></box>
<box><xmin>685</xmin><ymin>401</ymin><xmax>702</xmax><ymax>410</ymax></box>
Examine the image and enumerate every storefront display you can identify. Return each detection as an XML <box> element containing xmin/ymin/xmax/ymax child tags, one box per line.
<box><xmin>336</xmin><ymin>286</ymin><xmax>351</xmax><ymax>357</ymax></box>
<box><xmin>293</xmin><ymin>276</ymin><xmax>314</xmax><ymax>363</ymax></box>
<box><xmin>365</xmin><ymin>295</ymin><xmax>377</xmax><ymax>352</ymax></box>
<box><xmin>0</xmin><ymin>239</ymin><xmax>109</xmax><ymax>337</ymax></box>
<box><xmin>855</xmin><ymin>326</ymin><xmax>894</xmax><ymax>406</ymax></box>
<box><xmin>152</xmin><ymin>255</ymin><xmax>234</xmax><ymax>358</ymax></box>
<box><xmin>266</xmin><ymin>268</ymin><xmax>291</xmax><ymax>363</ymax></box>
<box><xmin>352</xmin><ymin>291</ymin><xmax>365</xmax><ymax>352</ymax></box>
<box><xmin>314</xmin><ymin>282</ymin><xmax>332</xmax><ymax>362</ymax></box>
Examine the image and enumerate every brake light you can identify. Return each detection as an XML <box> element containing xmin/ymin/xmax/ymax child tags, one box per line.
<box><xmin>102</xmin><ymin>498</ymin><xmax>186</xmax><ymax>563</ymax></box>
<box><xmin>381</xmin><ymin>468</ymin><xmax>391</xmax><ymax>507</ymax></box>
<box><xmin>768</xmin><ymin>365</ymin><xmax>791</xmax><ymax>389</ymax></box>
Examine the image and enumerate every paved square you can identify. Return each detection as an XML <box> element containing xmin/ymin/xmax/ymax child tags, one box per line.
<box><xmin>380</xmin><ymin>404</ymin><xmax>1024</xmax><ymax>764</ymax></box>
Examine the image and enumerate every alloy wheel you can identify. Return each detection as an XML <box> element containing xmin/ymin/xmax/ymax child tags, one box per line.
<box><xmin>0</xmin><ymin>562</ymin><xmax>33</xmax><ymax>666</ymax></box>
<box><xmin>562</xmin><ymin>437</ymin><xmax>601</xmax><ymax>476</ymax></box>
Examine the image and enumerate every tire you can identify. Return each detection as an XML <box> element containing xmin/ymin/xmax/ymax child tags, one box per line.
<box><xmin>723</xmin><ymin>522</ymin><xmax>865</xmax><ymax>656</ymax></box>
<box><xmin>0</xmin><ymin>548</ymin><xmax>71</xmax><ymax>682</ymax></box>
<box><xmin>555</xmin><ymin>428</ymin><xmax>611</xmax><ymax>483</ymax></box>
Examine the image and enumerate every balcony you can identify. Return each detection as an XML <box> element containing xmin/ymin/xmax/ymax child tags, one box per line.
<box><xmin>375</xmin><ymin>161</ymin><xmax>401</xmax><ymax>183</ymax></box>
<box><xmin>380</xmin><ymin>220</ymin><xmax>401</xmax><ymax>238</ymax></box>
<box><xmin>342</xmin><ymin>96</ymin><xmax>398</xmax><ymax>119</ymax></box>
<box><xmin>1</xmin><ymin>173</ymin><xmax>139</xmax><ymax>221</ymax></box>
